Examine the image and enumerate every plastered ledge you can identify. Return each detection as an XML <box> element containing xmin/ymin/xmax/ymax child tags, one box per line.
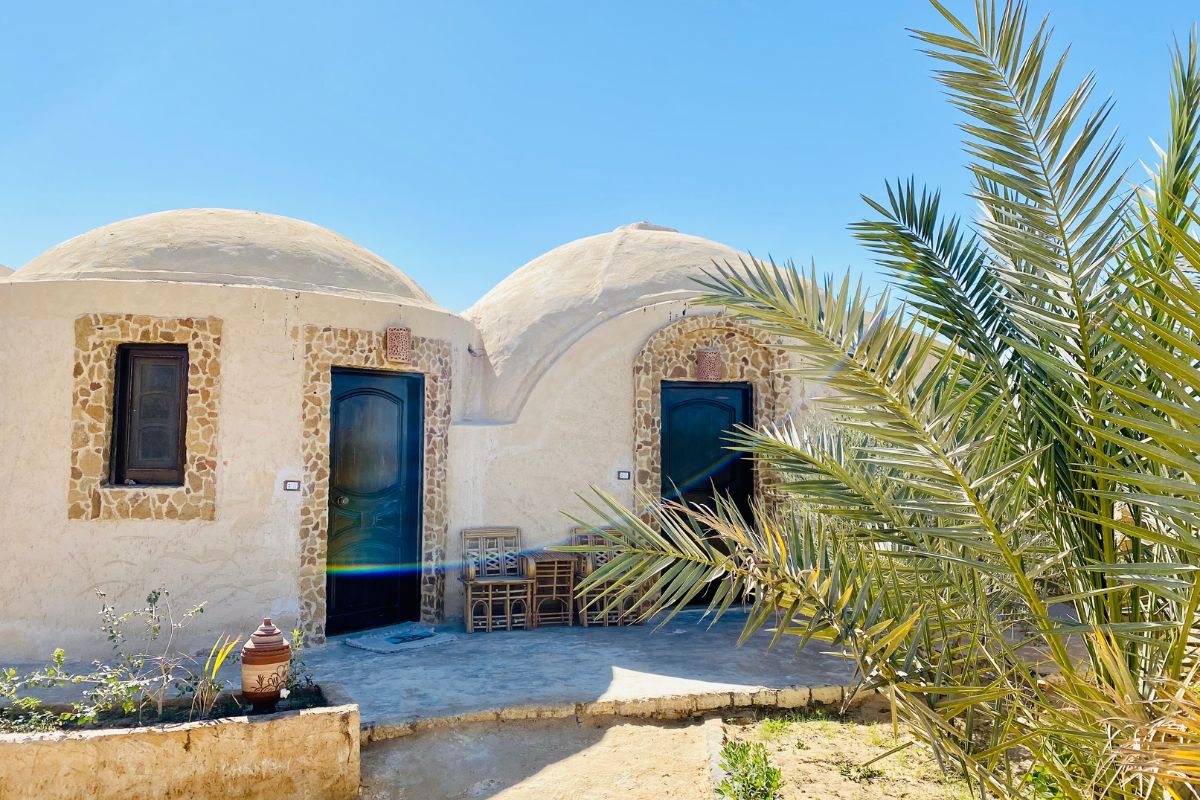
<box><xmin>0</xmin><ymin>683</ymin><xmax>360</xmax><ymax>800</ymax></box>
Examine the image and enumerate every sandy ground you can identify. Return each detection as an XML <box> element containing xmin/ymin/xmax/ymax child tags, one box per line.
<box><xmin>360</xmin><ymin>715</ymin><xmax>717</xmax><ymax>800</ymax></box>
<box><xmin>361</xmin><ymin>695</ymin><xmax>972</xmax><ymax>800</ymax></box>
<box><xmin>724</xmin><ymin>695</ymin><xmax>971</xmax><ymax>800</ymax></box>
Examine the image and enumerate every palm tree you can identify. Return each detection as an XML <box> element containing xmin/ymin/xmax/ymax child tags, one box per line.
<box><xmin>573</xmin><ymin>2</ymin><xmax>1200</xmax><ymax>797</ymax></box>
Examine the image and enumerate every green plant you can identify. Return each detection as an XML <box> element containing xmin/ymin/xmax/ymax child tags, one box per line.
<box><xmin>716</xmin><ymin>740</ymin><xmax>782</xmax><ymax>800</ymax></box>
<box><xmin>1</xmin><ymin>588</ymin><xmax>215</xmax><ymax>730</ymax></box>
<box><xmin>757</xmin><ymin>715</ymin><xmax>794</xmax><ymax>740</ymax></box>
<box><xmin>573</xmin><ymin>2</ymin><xmax>1200</xmax><ymax>797</ymax></box>
<box><xmin>838</xmin><ymin>761</ymin><xmax>884</xmax><ymax>783</ymax></box>
<box><xmin>1024</xmin><ymin>765</ymin><xmax>1067</xmax><ymax>799</ymax></box>
<box><xmin>866</xmin><ymin>723</ymin><xmax>893</xmax><ymax>749</ymax></box>
<box><xmin>285</xmin><ymin>627</ymin><xmax>315</xmax><ymax>693</ymax></box>
<box><xmin>187</xmin><ymin>634</ymin><xmax>238</xmax><ymax>721</ymax></box>
<box><xmin>0</xmin><ymin>662</ymin><xmax>62</xmax><ymax>733</ymax></box>
<box><xmin>98</xmin><ymin>587</ymin><xmax>206</xmax><ymax>719</ymax></box>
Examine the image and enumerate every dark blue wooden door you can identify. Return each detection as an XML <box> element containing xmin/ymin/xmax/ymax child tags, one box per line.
<box><xmin>660</xmin><ymin>382</ymin><xmax>754</xmax><ymax>518</ymax></box>
<box><xmin>326</xmin><ymin>369</ymin><xmax>424</xmax><ymax>634</ymax></box>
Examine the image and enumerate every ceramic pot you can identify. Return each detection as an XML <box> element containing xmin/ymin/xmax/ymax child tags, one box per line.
<box><xmin>240</xmin><ymin>618</ymin><xmax>291</xmax><ymax>713</ymax></box>
<box><xmin>695</xmin><ymin>348</ymin><xmax>723</xmax><ymax>381</ymax></box>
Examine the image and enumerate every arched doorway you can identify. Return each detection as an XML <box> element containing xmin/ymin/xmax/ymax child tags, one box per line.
<box><xmin>632</xmin><ymin>314</ymin><xmax>794</xmax><ymax>515</ymax></box>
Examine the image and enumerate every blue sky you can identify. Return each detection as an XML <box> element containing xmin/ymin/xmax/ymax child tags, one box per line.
<box><xmin>2</xmin><ymin>2</ymin><xmax>1197</xmax><ymax>311</ymax></box>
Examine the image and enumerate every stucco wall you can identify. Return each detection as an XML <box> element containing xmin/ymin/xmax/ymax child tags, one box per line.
<box><xmin>0</xmin><ymin>278</ymin><xmax>823</xmax><ymax>650</ymax></box>
<box><xmin>0</xmin><ymin>278</ymin><xmax>472</xmax><ymax>660</ymax></box>
<box><xmin>442</xmin><ymin>302</ymin><xmax>824</xmax><ymax>622</ymax></box>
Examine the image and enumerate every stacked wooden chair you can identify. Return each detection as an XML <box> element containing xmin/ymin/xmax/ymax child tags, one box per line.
<box><xmin>527</xmin><ymin>550</ymin><xmax>576</xmax><ymax>627</ymax></box>
<box><xmin>571</xmin><ymin>527</ymin><xmax>650</xmax><ymax>627</ymax></box>
<box><xmin>460</xmin><ymin>527</ymin><xmax>534</xmax><ymax>633</ymax></box>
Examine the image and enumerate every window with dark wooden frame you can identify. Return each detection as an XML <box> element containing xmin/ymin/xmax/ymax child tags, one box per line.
<box><xmin>110</xmin><ymin>344</ymin><xmax>189</xmax><ymax>486</ymax></box>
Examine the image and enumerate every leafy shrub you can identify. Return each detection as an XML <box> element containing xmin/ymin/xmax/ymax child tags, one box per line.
<box><xmin>96</xmin><ymin>587</ymin><xmax>207</xmax><ymax>718</ymax></box>
<box><xmin>285</xmin><ymin>627</ymin><xmax>315</xmax><ymax>693</ymax></box>
<box><xmin>716</xmin><ymin>740</ymin><xmax>782</xmax><ymax>800</ymax></box>
<box><xmin>1</xmin><ymin>588</ymin><xmax>250</xmax><ymax>731</ymax></box>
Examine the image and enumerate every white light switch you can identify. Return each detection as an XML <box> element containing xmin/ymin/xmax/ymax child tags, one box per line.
<box><xmin>283</xmin><ymin>480</ymin><xmax>301</xmax><ymax>491</ymax></box>
<box><xmin>617</xmin><ymin>471</ymin><xmax>631</xmax><ymax>481</ymax></box>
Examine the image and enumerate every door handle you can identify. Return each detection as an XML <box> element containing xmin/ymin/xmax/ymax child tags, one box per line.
<box><xmin>334</xmin><ymin>495</ymin><xmax>350</xmax><ymax>507</ymax></box>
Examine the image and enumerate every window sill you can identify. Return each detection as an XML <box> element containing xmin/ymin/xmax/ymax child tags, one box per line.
<box><xmin>100</xmin><ymin>482</ymin><xmax>185</xmax><ymax>490</ymax></box>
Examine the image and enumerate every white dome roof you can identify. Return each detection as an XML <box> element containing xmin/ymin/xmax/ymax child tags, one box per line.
<box><xmin>14</xmin><ymin>209</ymin><xmax>440</xmax><ymax>307</ymax></box>
<box><xmin>467</xmin><ymin>222</ymin><xmax>746</xmax><ymax>419</ymax></box>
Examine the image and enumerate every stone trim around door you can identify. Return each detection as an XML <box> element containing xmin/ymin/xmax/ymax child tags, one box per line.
<box><xmin>632</xmin><ymin>315</ymin><xmax>794</xmax><ymax>512</ymax></box>
<box><xmin>298</xmin><ymin>325</ymin><xmax>452</xmax><ymax>644</ymax></box>
<box><xmin>68</xmin><ymin>314</ymin><xmax>222</xmax><ymax>521</ymax></box>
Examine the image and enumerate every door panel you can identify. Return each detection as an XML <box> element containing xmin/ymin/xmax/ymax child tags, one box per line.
<box><xmin>326</xmin><ymin>369</ymin><xmax>424</xmax><ymax>635</ymax></box>
<box><xmin>332</xmin><ymin>392</ymin><xmax>403</xmax><ymax>495</ymax></box>
<box><xmin>660</xmin><ymin>382</ymin><xmax>753</xmax><ymax>518</ymax></box>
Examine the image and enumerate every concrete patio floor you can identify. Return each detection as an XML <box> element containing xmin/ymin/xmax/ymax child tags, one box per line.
<box><xmin>306</xmin><ymin>608</ymin><xmax>856</xmax><ymax>737</ymax></box>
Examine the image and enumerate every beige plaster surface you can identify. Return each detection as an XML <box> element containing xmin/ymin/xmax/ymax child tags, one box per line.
<box><xmin>14</xmin><ymin>208</ymin><xmax>442</xmax><ymax>308</ymax></box>
<box><xmin>465</xmin><ymin>222</ymin><xmax>749</xmax><ymax>422</ymax></box>
<box><xmin>443</xmin><ymin>303</ymin><xmax>824</xmax><ymax>621</ymax></box>
<box><xmin>0</xmin><ymin>213</ymin><xmax>829</xmax><ymax>654</ymax></box>
<box><xmin>0</xmin><ymin>701</ymin><xmax>360</xmax><ymax>800</ymax></box>
<box><xmin>0</xmin><ymin>278</ymin><xmax>473</xmax><ymax>661</ymax></box>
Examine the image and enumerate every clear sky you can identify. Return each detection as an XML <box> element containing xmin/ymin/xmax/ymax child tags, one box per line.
<box><xmin>2</xmin><ymin>2</ymin><xmax>1197</xmax><ymax>311</ymax></box>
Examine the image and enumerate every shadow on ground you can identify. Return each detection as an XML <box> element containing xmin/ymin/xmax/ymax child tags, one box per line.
<box><xmin>306</xmin><ymin>608</ymin><xmax>854</xmax><ymax>727</ymax></box>
<box><xmin>309</xmin><ymin>608</ymin><xmax>854</xmax><ymax>799</ymax></box>
<box><xmin>359</xmin><ymin>715</ymin><xmax>718</xmax><ymax>800</ymax></box>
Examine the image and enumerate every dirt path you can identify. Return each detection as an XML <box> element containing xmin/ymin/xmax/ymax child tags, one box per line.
<box><xmin>360</xmin><ymin>716</ymin><xmax>717</xmax><ymax>800</ymax></box>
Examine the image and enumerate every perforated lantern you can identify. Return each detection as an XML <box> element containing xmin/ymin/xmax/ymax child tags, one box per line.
<box><xmin>694</xmin><ymin>347</ymin><xmax>723</xmax><ymax>381</ymax></box>
<box><xmin>240</xmin><ymin>618</ymin><xmax>291</xmax><ymax>713</ymax></box>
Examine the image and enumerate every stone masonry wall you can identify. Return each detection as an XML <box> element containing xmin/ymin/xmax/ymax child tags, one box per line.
<box><xmin>298</xmin><ymin>325</ymin><xmax>452</xmax><ymax>643</ymax></box>
<box><xmin>68</xmin><ymin>314</ymin><xmax>222</xmax><ymax>521</ymax></box>
<box><xmin>632</xmin><ymin>315</ymin><xmax>793</xmax><ymax>510</ymax></box>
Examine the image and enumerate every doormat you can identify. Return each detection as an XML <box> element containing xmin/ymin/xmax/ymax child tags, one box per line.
<box><xmin>341</xmin><ymin>622</ymin><xmax>457</xmax><ymax>654</ymax></box>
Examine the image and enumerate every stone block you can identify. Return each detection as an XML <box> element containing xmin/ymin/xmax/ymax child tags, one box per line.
<box><xmin>695</xmin><ymin>692</ymin><xmax>730</xmax><ymax>712</ymax></box>
<box><xmin>615</xmin><ymin>697</ymin><xmax>659</xmax><ymax>717</ymax></box>
<box><xmin>775</xmin><ymin>686</ymin><xmax>810</xmax><ymax>708</ymax></box>
<box><xmin>582</xmin><ymin>699</ymin><xmax>618</xmax><ymax>717</ymax></box>
<box><xmin>809</xmin><ymin>685</ymin><xmax>843</xmax><ymax>706</ymax></box>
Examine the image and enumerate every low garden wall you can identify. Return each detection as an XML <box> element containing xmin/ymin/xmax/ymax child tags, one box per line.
<box><xmin>0</xmin><ymin>685</ymin><xmax>359</xmax><ymax>800</ymax></box>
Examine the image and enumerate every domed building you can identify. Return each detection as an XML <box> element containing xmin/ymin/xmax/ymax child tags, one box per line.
<box><xmin>0</xmin><ymin>211</ymin><xmax>812</xmax><ymax>658</ymax></box>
